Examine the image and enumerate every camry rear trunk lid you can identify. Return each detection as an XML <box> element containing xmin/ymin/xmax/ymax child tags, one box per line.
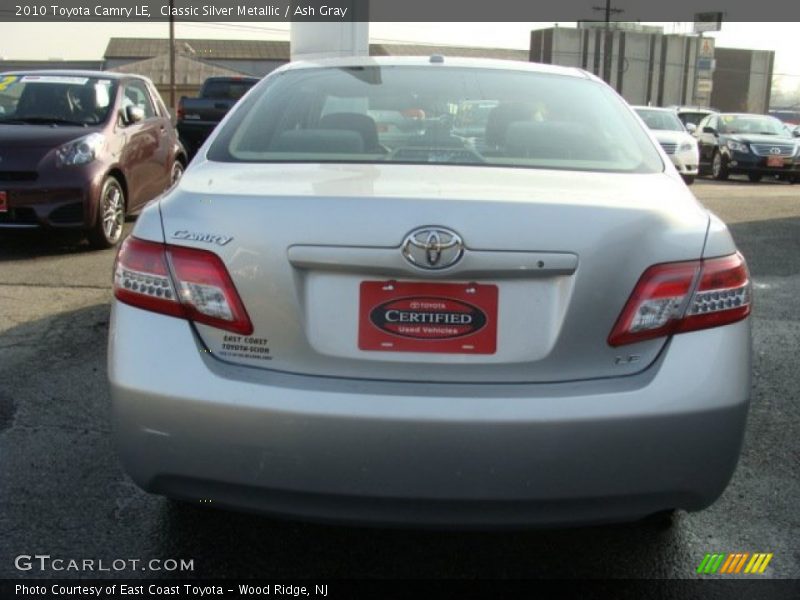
<box><xmin>158</xmin><ymin>162</ymin><xmax>710</xmax><ymax>383</ymax></box>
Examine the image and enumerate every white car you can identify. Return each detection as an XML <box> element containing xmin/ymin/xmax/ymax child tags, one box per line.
<box><xmin>634</xmin><ymin>106</ymin><xmax>700</xmax><ymax>184</ymax></box>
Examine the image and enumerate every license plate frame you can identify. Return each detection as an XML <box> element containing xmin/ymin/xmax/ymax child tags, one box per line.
<box><xmin>766</xmin><ymin>156</ymin><xmax>785</xmax><ymax>168</ymax></box>
<box><xmin>358</xmin><ymin>280</ymin><xmax>498</xmax><ymax>354</ymax></box>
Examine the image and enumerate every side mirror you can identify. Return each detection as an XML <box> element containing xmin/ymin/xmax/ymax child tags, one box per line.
<box><xmin>792</xmin><ymin>128</ymin><xmax>800</xmax><ymax>138</ymax></box>
<box><xmin>702</xmin><ymin>126</ymin><xmax>717</xmax><ymax>135</ymax></box>
<box><xmin>122</xmin><ymin>105</ymin><xmax>145</xmax><ymax>125</ymax></box>
<box><xmin>685</xmin><ymin>123</ymin><xmax>697</xmax><ymax>134</ymax></box>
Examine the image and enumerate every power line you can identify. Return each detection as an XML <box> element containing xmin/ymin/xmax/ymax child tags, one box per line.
<box><xmin>591</xmin><ymin>0</ymin><xmax>623</xmax><ymax>85</ymax></box>
<box><xmin>591</xmin><ymin>1</ymin><xmax>623</xmax><ymax>25</ymax></box>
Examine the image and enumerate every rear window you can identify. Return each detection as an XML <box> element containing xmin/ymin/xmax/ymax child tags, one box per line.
<box><xmin>677</xmin><ymin>111</ymin><xmax>712</xmax><ymax>127</ymax></box>
<box><xmin>202</xmin><ymin>79</ymin><xmax>257</xmax><ymax>100</ymax></box>
<box><xmin>207</xmin><ymin>66</ymin><xmax>664</xmax><ymax>174</ymax></box>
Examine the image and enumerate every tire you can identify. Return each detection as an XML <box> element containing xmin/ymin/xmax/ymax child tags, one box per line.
<box><xmin>88</xmin><ymin>176</ymin><xmax>125</xmax><ymax>249</ymax></box>
<box><xmin>170</xmin><ymin>159</ymin><xmax>184</xmax><ymax>188</ymax></box>
<box><xmin>682</xmin><ymin>175</ymin><xmax>695</xmax><ymax>185</ymax></box>
<box><xmin>748</xmin><ymin>173</ymin><xmax>763</xmax><ymax>183</ymax></box>
<box><xmin>711</xmin><ymin>151</ymin><xmax>729</xmax><ymax>181</ymax></box>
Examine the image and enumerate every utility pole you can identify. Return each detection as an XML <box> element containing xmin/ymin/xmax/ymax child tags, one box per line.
<box><xmin>168</xmin><ymin>0</ymin><xmax>176</xmax><ymax>117</ymax></box>
<box><xmin>592</xmin><ymin>0</ymin><xmax>623</xmax><ymax>84</ymax></box>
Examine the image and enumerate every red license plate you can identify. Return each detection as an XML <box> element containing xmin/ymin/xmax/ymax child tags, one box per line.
<box><xmin>0</xmin><ymin>191</ymin><xmax>7</xmax><ymax>213</ymax></box>
<box><xmin>766</xmin><ymin>156</ymin><xmax>785</xmax><ymax>167</ymax></box>
<box><xmin>359</xmin><ymin>281</ymin><xmax>498</xmax><ymax>354</ymax></box>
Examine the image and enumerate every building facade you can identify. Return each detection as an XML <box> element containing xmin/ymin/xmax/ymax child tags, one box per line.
<box><xmin>530</xmin><ymin>25</ymin><xmax>774</xmax><ymax>113</ymax></box>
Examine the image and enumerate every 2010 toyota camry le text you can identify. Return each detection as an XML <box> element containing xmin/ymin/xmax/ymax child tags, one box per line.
<box><xmin>108</xmin><ymin>57</ymin><xmax>752</xmax><ymax>528</ymax></box>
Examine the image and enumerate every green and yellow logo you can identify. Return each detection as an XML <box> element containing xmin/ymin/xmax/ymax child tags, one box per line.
<box><xmin>696</xmin><ymin>553</ymin><xmax>774</xmax><ymax>575</ymax></box>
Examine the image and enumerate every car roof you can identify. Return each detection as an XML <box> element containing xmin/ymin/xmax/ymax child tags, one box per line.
<box><xmin>275</xmin><ymin>56</ymin><xmax>591</xmax><ymax>80</ymax></box>
<box><xmin>631</xmin><ymin>106</ymin><xmax>675</xmax><ymax>113</ymax></box>
<box><xmin>717</xmin><ymin>112</ymin><xmax>777</xmax><ymax>118</ymax></box>
<box><xmin>204</xmin><ymin>75</ymin><xmax>259</xmax><ymax>81</ymax></box>
<box><xmin>0</xmin><ymin>69</ymin><xmax>143</xmax><ymax>81</ymax></box>
<box><xmin>674</xmin><ymin>106</ymin><xmax>717</xmax><ymax>113</ymax></box>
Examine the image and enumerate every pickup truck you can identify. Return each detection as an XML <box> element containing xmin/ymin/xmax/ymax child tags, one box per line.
<box><xmin>177</xmin><ymin>76</ymin><xmax>259</xmax><ymax>158</ymax></box>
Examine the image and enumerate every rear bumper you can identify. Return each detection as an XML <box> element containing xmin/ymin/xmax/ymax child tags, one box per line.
<box><xmin>109</xmin><ymin>302</ymin><xmax>752</xmax><ymax>527</ymax></box>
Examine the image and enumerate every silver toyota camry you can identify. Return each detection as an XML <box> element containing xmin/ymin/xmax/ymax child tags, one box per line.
<box><xmin>108</xmin><ymin>57</ymin><xmax>752</xmax><ymax>527</ymax></box>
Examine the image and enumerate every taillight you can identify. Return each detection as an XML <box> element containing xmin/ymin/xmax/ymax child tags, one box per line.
<box><xmin>113</xmin><ymin>237</ymin><xmax>253</xmax><ymax>335</ymax></box>
<box><xmin>608</xmin><ymin>252</ymin><xmax>751</xmax><ymax>347</ymax></box>
<box><xmin>677</xmin><ymin>253</ymin><xmax>751</xmax><ymax>333</ymax></box>
<box><xmin>176</xmin><ymin>102</ymin><xmax>184</xmax><ymax>121</ymax></box>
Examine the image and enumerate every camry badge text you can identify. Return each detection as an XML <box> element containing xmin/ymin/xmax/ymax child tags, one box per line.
<box><xmin>172</xmin><ymin>230</ymin><xmax>233</xmax><ymax>246</ymax></box>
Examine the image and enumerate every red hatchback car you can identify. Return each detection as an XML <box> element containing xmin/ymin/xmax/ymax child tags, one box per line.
<box><xmin>0</xmin><ymin>71</ymin><xmax>186</xmax><ymax>247</ymax></box>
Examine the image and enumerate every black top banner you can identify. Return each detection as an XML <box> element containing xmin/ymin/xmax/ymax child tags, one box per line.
<box><xmin>2</xmin><ymin>0</ymin><xmax>800</xmax><ymax>22</ymax></box>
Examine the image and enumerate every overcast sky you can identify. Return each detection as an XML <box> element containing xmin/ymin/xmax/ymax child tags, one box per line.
<box><xmin>1</xmin><ymin>21</ymin><xmax>798</xmax><ymax>85</ymax></box>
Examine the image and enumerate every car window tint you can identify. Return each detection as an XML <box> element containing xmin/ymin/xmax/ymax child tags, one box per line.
<box><xmin>0</xmin><ymin>74</ymin><xmax>117</xmax><ymax>125</ymax></box>
<box><xmin>679</xmin><ymin>112</ymin><xmax>710</xmax><ymax>127</ymax></box>
<box><xmin>718</xmin><ymin>115</ymin><xmax>786</xmax><ymax>135</ymax></box>
<box><xmin>208</xmin><ymin>66</ymin><xmax>664</xmax><ymax>174</ymax></box>
<box><xmin>635</xmin><ymin>109</ymin><xmax>685</xmax><ymax>132</ymax></box>
<box><xmin>203</xmin><ymin>80</ymin><xmax>256</xmax><ymax>100</ymax></box>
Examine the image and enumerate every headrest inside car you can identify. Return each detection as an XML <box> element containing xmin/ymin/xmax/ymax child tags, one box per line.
<box><xmin>504</xmin><ymin>121</ymin><xmax>591</xmax><ymax>159</ymax></box>
<box><xmin>270</xmin><ymin>129</ymin><xmax>365</xmax><ymax>154</ymax></box>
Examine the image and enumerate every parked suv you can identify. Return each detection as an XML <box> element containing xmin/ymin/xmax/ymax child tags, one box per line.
<box><xmin>0</xmin><ymin>71</ymin><xmax>186</xmax><ymax>247</ymax></box>
<box><xmin>694</xmin><ymin>112</ymin><xmax>800</xmax><ymax>182</ymax></box>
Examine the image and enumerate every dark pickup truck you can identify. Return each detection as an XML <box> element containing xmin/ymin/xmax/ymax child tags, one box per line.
<box><xmin>177</xmin><ymin>76</ymin><xmax>259</xmax><ymax>158</ymax></box>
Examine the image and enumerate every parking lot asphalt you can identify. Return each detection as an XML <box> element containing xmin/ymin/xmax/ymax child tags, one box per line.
<box><xmin>0</xmin><ymin>178</ymin><xmax>798</xmax><ymax>580</ymax></box>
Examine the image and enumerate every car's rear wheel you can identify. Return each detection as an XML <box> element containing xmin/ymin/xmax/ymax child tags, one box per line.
<box><xmin>682</xmin><ymin>175</ymin><xmax>695</xmax><ymax>185</ymax></box>
<box><xmin>88</xmin><ymin>176</ymin><xmax>125</xmax><ymax>249</ymax></box>
<box><xmin>748</xmin><ymin>173</ymin><xmax>763</xmax><ymax>183</ymax></box>
<box><xmin>712</xmin><ymin>151</ymin><xmax>729</xmax><ymax>181</ymax></box>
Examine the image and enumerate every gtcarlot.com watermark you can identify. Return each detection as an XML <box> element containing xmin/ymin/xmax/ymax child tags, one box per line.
<box><xmin>14</xmin><ymin>554</ymin><xmax>194</xmax><ymax>573</ymax></box>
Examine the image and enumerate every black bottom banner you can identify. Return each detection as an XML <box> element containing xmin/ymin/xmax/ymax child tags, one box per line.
<box><xmin>3</xmin><ymin>579</ymin><xmax>800</xmax><ymax>600</ymax></box>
